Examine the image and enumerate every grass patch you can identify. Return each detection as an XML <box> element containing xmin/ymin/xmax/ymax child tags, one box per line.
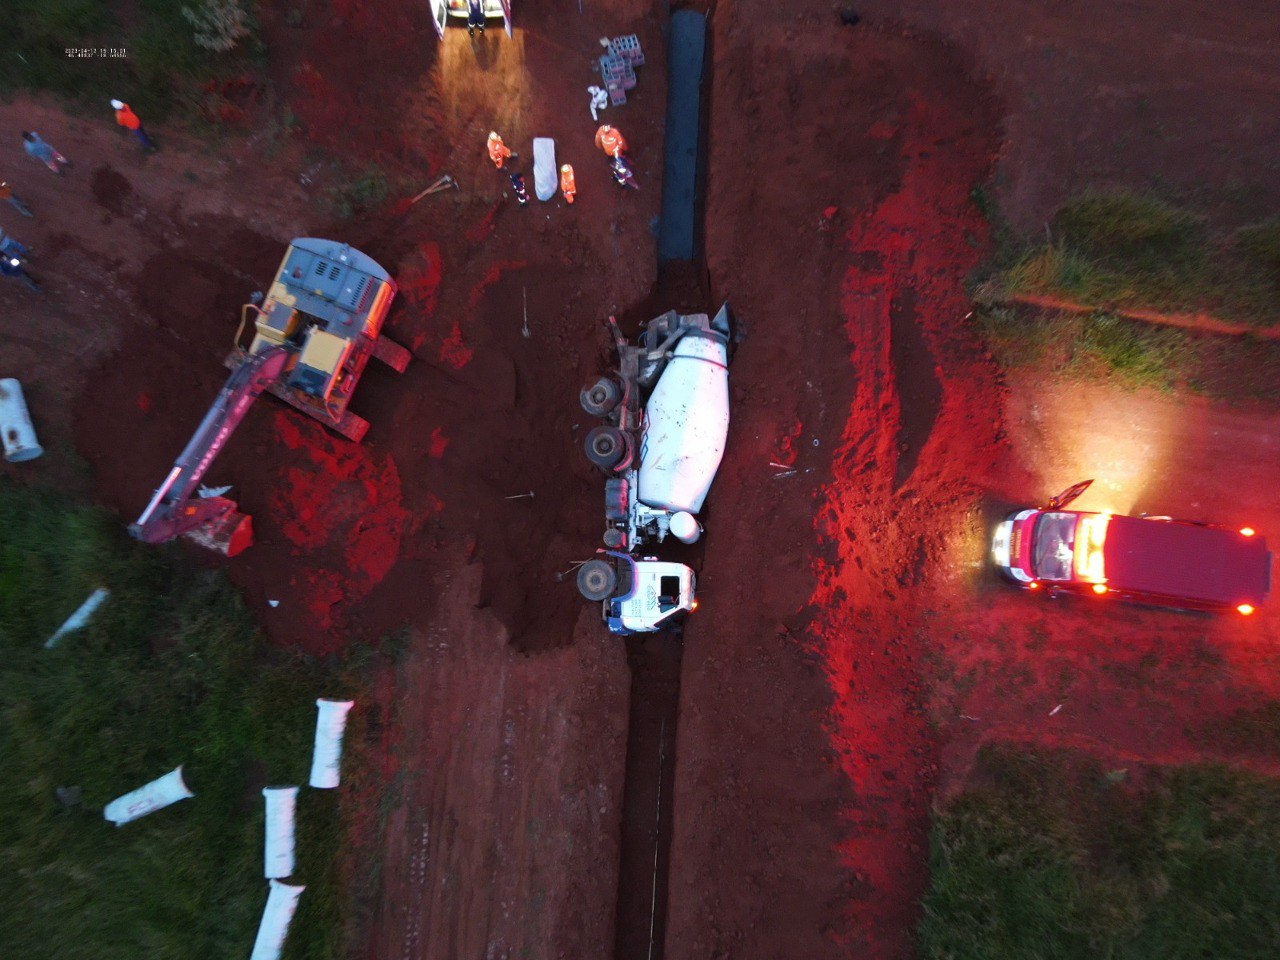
<box><xmin>920</xmin><ymin>743</ymin><xmax>1280</xmax><ymax>960</ymax></box>
<box><xmin>990</xmin><ymin>190</ymin><xmax>1280</xmax><ymax>327</ymax></box>
<box><xmin>977</xmin><ymin>306</ymin><xmax>1190</xmax><ymax>391</ymax></box>
<box><xmin>323</xmin><ymin>165</ymin><xmax>393</xmax><ymax>220</ymax></box>
<box><xmin>0</xmin><ymin>479</ymin><xmax>380</xmax><ymax>960</ymax></box>
<box><xmin>0</xmin><ymin>0</ymin><xmax>261</xmax><ymax>120</ymax></box>
<box><xmin>976</xmin><ymin>302</ymin><xmax>1280</xmax><ymax>404</ymax></box>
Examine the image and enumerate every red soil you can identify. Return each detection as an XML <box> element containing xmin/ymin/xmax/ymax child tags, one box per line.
<box><xmin>3</xmin><ymin>1</ymin><xmax>1280</xmax><ymax>959</ymax></box>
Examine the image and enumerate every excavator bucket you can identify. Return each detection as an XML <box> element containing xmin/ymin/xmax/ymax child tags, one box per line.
<box><xmin>184</xmin><ymin>505</ymin><xmax>254</xmax><ymax>557</ymax></box>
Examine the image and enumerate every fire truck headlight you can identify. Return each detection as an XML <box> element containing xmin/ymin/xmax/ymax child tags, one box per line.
<box><xmin>991</xmin><ymin>521</ymin><xmax>1013</xmax><ymax>568</ymax></box>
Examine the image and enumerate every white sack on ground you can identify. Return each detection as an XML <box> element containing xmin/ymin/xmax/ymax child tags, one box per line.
<box><xmin>309</xmin><ymin>699</ymin><xmax>354</xmax><ymax>788</ymax></box>
<box><xmin>44</xmin><ymin>587</ymin><xmax>111</xmax><ymax>649</ymax></box>
<box><xmin>249</xmin><ymin>879</ymin><xmax>306</xmax><ymax>960</ymax></box>
<box><xmin>0</xmin><ymin>377</ymin><xmax>44</xmax><ymax>462</ymax></box>
<box><xmin>262</xmin><ymin>786</ymin><xmax>298</xmax><ymax>879</ymax></box>
<box><xmin>103</xmin><ymin>765</ymin><xmax>194</xmax><ymax>826</ymax></box>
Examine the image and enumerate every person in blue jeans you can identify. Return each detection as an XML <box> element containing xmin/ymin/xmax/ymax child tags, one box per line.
<box><xmin>467</xmin><ymin>0</ymin><xmax>486</xmax><ymax>37</ymax></box>
<box><xmin>21</xmin><ymin>131</ymin><xmax>70</xmax><ymax>174</ymax></box>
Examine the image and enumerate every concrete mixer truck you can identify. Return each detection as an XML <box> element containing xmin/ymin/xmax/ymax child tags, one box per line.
<box><xmin>575</xmin><ymin>305</ymin><xmax>731</xmax><ymax>633</ymax></box>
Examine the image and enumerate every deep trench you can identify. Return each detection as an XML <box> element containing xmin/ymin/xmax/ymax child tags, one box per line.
<box><xmin>612</xmin><ymin>6</ymin><xmax>714</xmax><ymax>960</ymax></box>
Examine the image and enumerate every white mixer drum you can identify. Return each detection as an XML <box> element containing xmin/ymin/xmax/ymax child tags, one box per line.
<box><xmin>638</xmin><ymin>333</ymin><xmax>729</xmax><ymax>514</ymax></box>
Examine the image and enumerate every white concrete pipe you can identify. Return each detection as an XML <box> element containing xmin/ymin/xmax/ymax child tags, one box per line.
<box><xmin>308</xmin><ymin>699</ymin><xmax>353</xmax><ymax>789</ymax></box>
<box><xmin>44</xmin><ymin>587</ymin><xmax>111</xmax><ymax>649</ymax></box>
<box><xmin>103</xmin><ymin>765</ymin><xmax>194</xmax><ymax>826</ymax></box>
<box><xmin>0</xmin><ymin>378</ymin><xmax>43</xmax><ymax>462</ymax></box>
<box><xmin>249</xmin><ymin>879</ymin><xmax>306</xmax><ymax>960</ymax></box>
<box><xmin>262</xmin><ymin>786</ymin><xmax>298</xmax><ymax>879</ymax></box>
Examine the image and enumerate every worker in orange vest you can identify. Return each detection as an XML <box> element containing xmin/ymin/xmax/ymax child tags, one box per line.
<box><xmin>0</xmin><ymin>181</ymin><xmax>33</xmax><ymax>217</ymax></box>
<box><xmin>111</xmin><ymin>99</ymin><xmax>157</xmax><ymax>152</ymax></box>
<box><xmin>594</xmin><ymin>124</ymin><xmax>627</xmax><ymax>159</ymax></box>
<box><xmin>487</xmin><ymin>131</ymin><xmax>515</xmax><ymax>169</ymax></box>
<box><xmin>559</xmin><ymin>164</ymin><xmax>577</xmax><ymax>204</ymax></box>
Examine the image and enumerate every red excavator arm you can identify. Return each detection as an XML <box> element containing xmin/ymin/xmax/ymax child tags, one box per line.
<box><xmin>129</xmin><ymin>346</ymin><xmax>288</xmax><ymax>556</ymax></box>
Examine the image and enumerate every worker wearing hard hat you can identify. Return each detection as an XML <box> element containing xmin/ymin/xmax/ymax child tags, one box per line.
<box><xmin>110</xmin><ymin>99</ymin><xmax>157</xmax><ymax>152</ymax></box>
<box><xmin>559</xmin><ymin>164</ymin><xmax>577</xmax><ymax>204</ymax></box>
<box><xmin>487</xmin><ymin>131</ymin><xmax>514</xmax><ymax>169</ymax></box>
<box><xmin>594</xmin><ymin>124</ymin><xmax>627</xmax><ymax>159</ymax></box>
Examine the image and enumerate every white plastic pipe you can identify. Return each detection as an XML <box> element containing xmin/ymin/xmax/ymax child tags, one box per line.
<box><xmin>309</xmin><ymin>699</ymin><xmax>353</xmax><ymax>789</ymax></box>
<box><xmin>0</xmin><ymin>377</ymin><xmax>43</xmax><ymax>462</ymax></box>
<box><xmin>103</xmin><ymin>765</ymin><xmax>194</xmax><ymax>826</ymax></box>
<box><xmin>249</xmin><ymin>879</ymin><xmax>306</xmax><ymax>960</ymax></box>
<box><xmin>262</xmin><ymin>787</ymin><xmax>298</xmax><ymax>879</ymax></box>
<box><xmin>44</xmin><ymin>587</ymin><xmax>111</xmax><ymax>649</ymax></box>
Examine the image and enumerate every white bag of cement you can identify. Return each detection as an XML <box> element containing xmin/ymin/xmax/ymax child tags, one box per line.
<box><xmin>262</xmin><ymin>786</ymin><xmax>298</xmax><ymax>879</ymax></box>
<box><xmin>103</xmin><ymin>765</ymin><xmax>194</xmax><ymax>826</ymax></box>
<box><xmin>44</xmin><ymin>587</ymin><xmax>111</xmax><ymax>649</ymax></box>
<box><xmin>249</xmin><ymin>879</ymin><xmax>306</xmax><ymax>960</ymax></box>
<box><xmin>309</xmin><ymin>699</ymin><xmax>353</xmax><ymax>789</ymax></box>
<box><xmin>532</xmin><ymin>138</ymin><xmax>557</xmax><ymax>202</ymax></box>
<box><xmin>0</xmin><ymin>377</ymin><xmax>43</xmax><ymax>462</ymax></box>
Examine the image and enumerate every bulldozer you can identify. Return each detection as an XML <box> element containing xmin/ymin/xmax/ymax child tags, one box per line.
<box><xmin>129</xmin><ymin>238</ymin><xmax>408</xmax><ymax>556</ymax></box>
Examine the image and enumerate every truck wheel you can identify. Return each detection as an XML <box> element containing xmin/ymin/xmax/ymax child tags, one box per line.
<box><xmin>580</xmin><ymin>376</ymin><xmax>622</xmax><ymax>417</ymax></box>
<box><xmin>577</xmin><ymin>558</ymin><xmax>618</xmax><ymax>601</ymax></box>
<box><xmin>585</xmin><ymin>426</ymin><xmax>632</xmax><ymax>472</ymax></box>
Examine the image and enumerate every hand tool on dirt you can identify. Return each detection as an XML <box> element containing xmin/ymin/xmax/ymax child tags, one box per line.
<box><xmin>407</xmin><ymin>175</ymin><xmax>457</xmax><ymax>206</ymax></box>
<box><xmin>504</xmin><ymin>490</ymin><xmax>535</xmax><ymax>500</ymax></box>
<box><xmin>521</xmin><ymin>285</ymin><xmax>531</xmax><ymax>339</ymax></box>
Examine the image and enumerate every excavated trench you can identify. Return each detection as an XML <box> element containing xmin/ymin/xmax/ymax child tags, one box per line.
<box><xmin>613</xmin><ymin>7</ymin><xmax>713</xmax><ymax>960</ymax></box>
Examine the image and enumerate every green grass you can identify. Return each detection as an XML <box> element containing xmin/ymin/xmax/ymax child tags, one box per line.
<box><xmin>977</xmin><ymin>306</ymin><xmax>1191</xmax><ymax>391</ymax></box>
<box><xmin>0</xmin><ymin>479</ymin><xmax>374</xmax><ymax>960</ymax></box>
<box><xmin>975</xmin><ymin>303</ymin><xmax>1280</xmax><ymax>403</ymax></box>
<box><xmin>920</xmin><ymin>744</ymin><xmax>1280</xmax><ymax>960</ymax></box>
<box><xmin>991</xmin><ymin>190</ymin><xmax>1280</xmax><ymax>327</ymax></box>
<box><xmin>0</xmin><ymin>0</ymin><xmax>260</xmax><ymax>119</ymax></box>
<box><xmin>323</xmin><ymin>165</ymin><xmax>393</xmax><ymax>220</ymax></box>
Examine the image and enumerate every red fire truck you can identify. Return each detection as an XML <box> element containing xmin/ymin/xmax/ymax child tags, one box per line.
<box><xmin>993</xmin><ymin>481</ymin><xmax>1272</xmax><ymax>615</ymax></box>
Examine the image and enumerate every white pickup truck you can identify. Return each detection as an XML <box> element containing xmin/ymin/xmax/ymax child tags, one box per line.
<box><xmin>576</xmin><ymin>306</ymin><xmax>731</xmax><ymax>633</ymax></box>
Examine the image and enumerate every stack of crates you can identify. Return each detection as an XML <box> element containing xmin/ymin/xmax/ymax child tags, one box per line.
<box><xmin>608</xmin><ymin>34</ymin><xmax>645</xmax><ymax>67</ymax></box>
<box><xmin>599</xmin><ymin>34</ymin><xmax>644</xmax><ymax>106</ymax></box>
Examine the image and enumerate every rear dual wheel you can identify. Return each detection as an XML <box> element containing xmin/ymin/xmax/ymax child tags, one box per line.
<box><xmin>584</xmin><ymin>425</ymin><xmax>633</xmax><ymax>473</ymax></box>
<box><xmin>580</xmin><ymin>376</ymin><xmax>622</xmax><ymax>417</ymax></box>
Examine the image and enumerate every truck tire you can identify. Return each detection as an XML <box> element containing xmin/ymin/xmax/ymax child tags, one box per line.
<box><xmin>585</xmin><ymin>425</ymin><xmax>632</xmax><ymax>472</ymax></box>
<box><xmin>577</xmin><ymin>558</ymin><xmax>618</xmax><ymax>601</ymax></box>
<box><xmin>580</xmin><ymin>376</ymin><xmax>622</xmax><ymax>417</ymax></box>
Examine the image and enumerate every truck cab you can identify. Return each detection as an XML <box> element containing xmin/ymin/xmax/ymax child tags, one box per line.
<box><xmin>993</xmin><ymin>481</ymin><xmax>1271</xmax><ymax>614</ymax></box>
<box><xmin>577</xmin><ymin>552</ymin><xmax>696</xmax><ymax>635</ymax></box>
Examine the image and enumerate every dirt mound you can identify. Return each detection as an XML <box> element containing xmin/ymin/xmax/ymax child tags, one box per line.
<box><xmin>666</xmin><ymin>15</ymin><xmax>1003</xmax><ymax>960</ymax></box>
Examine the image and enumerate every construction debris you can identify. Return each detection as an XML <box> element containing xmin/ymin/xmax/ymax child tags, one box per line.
<box><xmin>103</xmin><ymin>765</ymin><xmax>194</xmax><ymax>826</ymax></box>
<box><xmin>309</xmin><ymin>699</ymin><xmax>354</xmax><ymax>789</ymax></box>
<box><xmin>0</xmin><ymin>377</ymin><xmax>43</xmax><ymax>462</ymax></box>
<box><xmin>262</xmin><ymin>787</ymin><xmax>299</xmax><ymax>879</ymax></box>
<box><xmin>250</xmin><ymin>880</ymin><xmax>306</xmax><ymax>960</ymax></box>
<box><xmin>44</xmin><ymin>587</ymin><xmax>111</xmax><ymax>649</ymax></box>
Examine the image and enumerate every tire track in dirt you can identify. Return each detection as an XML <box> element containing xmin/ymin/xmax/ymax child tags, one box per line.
<box><xmin>805</xmin><ymin>57</ymin><xmax>1005</xmax><ymax>960</ymax></box>
<box><xmin>666</xmin><ymin>12</ymin><xmax>1003</xmax><ymax>960</ymax></box>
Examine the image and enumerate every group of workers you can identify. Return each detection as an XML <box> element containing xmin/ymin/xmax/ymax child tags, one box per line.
<box><xmin>485</xmin><ymin>122</ymin><xmax>636</xmax><ymax>208</ymax></box>
<box><xmin>3</xmin><ymin>99</ymin><xmax>158</xmax><ymax>291</ymax></box>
